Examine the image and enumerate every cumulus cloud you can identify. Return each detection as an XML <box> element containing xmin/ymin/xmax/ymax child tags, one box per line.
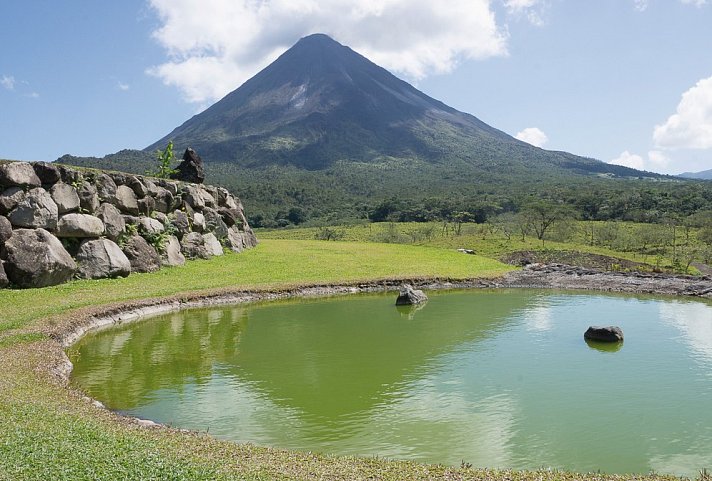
<box><xmin>515</xmin><ymin>127</ymin><xmax>548</xmax><ymax>147</ymax></box>
<box><xmin>503</xmin><ymin>0</ymin><xmax>546</xmax><ymax>25</ymax></box>
<box><xmin>117</xmin><ymin>81</ymin><xmax>130</xmax><ymax>91</ymax></box>
<box><xmin>610</xmin><ymin>150</ymin><xmax>645</xmax><ymax>170</ymax></box>
<box><xmin>147</xmin><ymin>0</ymin><xmax>508</xmax><ymax>104</ymax></box>
<box><xmin>647</xmin><ymin>150</ymin><xmax>670</xmax><ymax>168</ymax></box>
<box><xmin>653</xmin><ymin>75</ymin><xmax>712</xmax><ymax>150</ymax></box>
<box><xmin>1</xmin><ymin>75</ymin><xmax>15</xmax><ymax>90</ymax></box>
<box><xmin>680</xmin><ymin>0</ymin><xmax>708</xmax><ymax>6</ymax></box>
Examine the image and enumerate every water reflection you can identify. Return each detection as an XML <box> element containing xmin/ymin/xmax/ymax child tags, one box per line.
<box><xmin>585</xmin><ymin>339</ymin><xmax>624</xmax><ymax>352</ymax></box>
<box><xmin>69</xmin><ymin>290</ymin><xmax>712</xmax><ymax>477</ymax></box>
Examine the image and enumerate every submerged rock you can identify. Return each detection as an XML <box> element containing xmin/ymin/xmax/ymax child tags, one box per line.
<box><xmin>395</xmin><ymin>284</ymin><xmax>428</xmax><ymax>306</ymax></box>
<box><xmin>584</xmin><ymin>326</ymin><xmax>624</xmax><ymax>343</ymax></box>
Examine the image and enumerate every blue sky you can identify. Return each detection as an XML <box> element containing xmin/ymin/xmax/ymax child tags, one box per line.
<box><xmin>1</xmin><ymin>0</ymin><xmax>711</xmax><ymax>175</ymax></box>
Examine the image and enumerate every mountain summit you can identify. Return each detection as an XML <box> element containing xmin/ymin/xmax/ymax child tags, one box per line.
<box><xmin>145</xmin><ymin>34</ymin><xmax>634</xmax><ymax>176</ymax></box>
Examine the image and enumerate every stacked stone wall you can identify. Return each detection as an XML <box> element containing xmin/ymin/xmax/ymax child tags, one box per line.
<box><xmin>0</xmin><ymin>161</ymin><xmax>257</xmax><ymax>289</ymax></box>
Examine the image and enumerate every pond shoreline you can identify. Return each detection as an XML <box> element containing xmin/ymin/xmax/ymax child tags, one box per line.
<box><xmin>55</xmin><ymin>263</ymin><xmax>712</xmax><ymax>380</ymax></box>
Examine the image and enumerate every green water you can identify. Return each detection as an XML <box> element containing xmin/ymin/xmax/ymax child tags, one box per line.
<box><xmin>69</xmin><ymin>289</ymin><xmax>712</xmax><ymax>476</ymax></box>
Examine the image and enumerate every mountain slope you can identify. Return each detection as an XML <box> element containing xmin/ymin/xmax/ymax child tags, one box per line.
<box><xmin>679</xmin><ymin>169</ymin><xmax>712</xmax><ymax>180</ymax></box>
<box><xmin>145</xmin><ymin>34</ymin><xmax>641</xmax><ymax>177</ymax></box>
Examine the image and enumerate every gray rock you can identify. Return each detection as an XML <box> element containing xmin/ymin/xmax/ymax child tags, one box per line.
<box><xmin>170</xmin><ymin>147</ymin><xmax>205</xmax><ymax>184</ymax></box>
<box><xmin>152</xmin><ymin>212</ymin><xmax>168</xmax><ymax>224</ymax></box>
<box><xmin>115</xmin><ymin>185</ymin><xmax>139</xmax><ymax>215</ymax></box>
<box><xmin>127</xmin><ymin>176</ymin><xmax>148</xmax><ymax>198</ymax></box>
<box><xmin>0</xmin><ymin>187</ymin><xmax>26</xmax><ymax>215</ymax></box>
<box><xmin>144</xmin><ymin>178</ymin><xmax>160</xmax><ymax>196</ymax></box>
<box><xmin>139</xmin><ymin>217</ymin><xmax>164</xmax><ymax>236</ymax></box>
<box><xmin>3</xmin><ymin>228</ymin><xmax>76</xmax><ymax>288</ymax></box>
<box><xmin>32</xmin><ymin>162</ymin><xmax>61</xmax><ymax>185</ymax></box>
<box><xmin>192</xmin><ymin>212</ymin><xmax>206</xmax><ymax>233</ymax></box>
<box><xmin>180</xmin><ymin>232</ymin><xmax>210</xmax><ymax>260</ymax></box>
<box><xmin>77</xmin><ymin>182</ymin><xmax>100</xmax><ymax>213</ymax></box>
<box><xmin>183</xmin><ymin>185</ymin><xmax>207</xmax><ymax>210</ymax></box>
<box><xmin>0</xmin><ymin>215</ymin><xmax>12</xmax><ymax>247</ymax></box>
<box><xmin>56</xmin><ymin>213</ymin><xmax>105</xmax><ymax>238</ymax></box>
<box><xmin>50</xmin><ymin>182</ymin><xmax>81</xmax><ymax>214</ymax></box>
<box><xmin>170</xmin><ymin>210</ymin><xmax>190</xmax><ymax>238</ymax></box>
<box><xmin>584</xmin><ymin>326</ymin><xmax>624</xmax><ymax>343</ymax></box>
<box><xmin>203</xmin><ymin>207</ymin><xmax>228</xmax><ymax>239</ymax></box>
<box><xmin>0</xmin><ymin>162</ymin><xmax>42</xmax><ymax>188</ymax></box>
<box><xmin>216</xmin><ymin>187</ymin><xmax>236</xmax><ymax>209</ymax></box>
<box><xmin>138</xmin><ymin>196</ymin><xmax>155</xmax><ymax>216</ymax></box>
<box><xmin>395</xmin><ymin>284</ymin><xmax>428</xmax><ymax>306</ymax></box>
<box><xmin>157</xmin><ymin>179</ymin><xmax>179</xmax><ymax>196</ymax></box>
<box><xmin>218</xmin><ymin>207</ymin><xmax>239</xmax><ymax>227</ymax></box>
<box><xmin>95</xmin><ymin>173</ymin><xmax>117</xmax><ymax>202</ymax></box>
<box><xmin>0</xmin><ymin>261</ymin><xmax>8</xmax><ymax>288</ymax></box>
<box><xmin>76</xmin><ymin>238</ymin><xmax>131</xmax><ymax>279</ymax></box>
<box><xmin>96</xmin><ymin>203</ymin><xmax>125</xmax><ymax>241</ymax></box>
<box><xmin>153</xmin><ymin>187</ymin><xmax>174</xmax><ymax>213</ymax></box>
<box><xmin>203</xmin><ymin>233</ymin><xmax>224</xmax><ymax>257</ymax></box>
<box><xmin>8</xmin><ymin>188</ymin><xmax>58</xmax><ymax>230</ymax></box>
<box><xmin>242</xmin><ymin>229</ymin><xmax>258</xmax><ymax>248</ymax></box>
<box><xmin>121</xmin><ymin>235</ymin><xmax>161</xmax><ymax>273</ymax></box>
<box><xmin>161</xmin><ymin>235</ymin><xmax>186</xmax><ymax>267</ymax></box>
<box><xmin>226</xmin><ymin>226</ymin><xmax>244</xmax><ymax>252</ymax></box>
<box><xmin>57</xmin><ymin>165</ymin><xmax>82</xmax><ymax>186</ymax></box>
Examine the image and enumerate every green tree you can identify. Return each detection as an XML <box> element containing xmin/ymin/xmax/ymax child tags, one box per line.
<box><xmin>521</xmin><ymin>200</ymin><xmax>572</xmax><ymax>246</ymax></box>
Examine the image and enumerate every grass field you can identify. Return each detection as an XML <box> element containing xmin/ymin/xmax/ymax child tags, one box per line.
<box><xmin>0</xmin><ymin>238</ymin><xmax>694</xmax><ymax>480</ymax></box>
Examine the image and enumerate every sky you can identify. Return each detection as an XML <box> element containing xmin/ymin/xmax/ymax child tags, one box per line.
<box><xmin>1</xmin><ymin>0</ymin><xmax>711</xmax><ymax>175</ymax></box>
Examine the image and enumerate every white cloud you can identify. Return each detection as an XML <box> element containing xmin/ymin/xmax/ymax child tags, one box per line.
<box><xmin>633</xmin><ymin>0</ymin><xmax>649</xmax><ymax>11</ymax></box>
<box><xmin>26</xmin><ymin>92</ymin><xmax>39</xmax><ymax>99</ymax></box>
<box><xmin>515</xmin><ymin>127</ymin><xmax>548</xmax><ymax>147</ymax></box>
<box><xmin>503</xmin><ymin>0</ymin><xmax>546</xmax><ymax>25</ymax></box>
<box><xmin>147</xmin><ymin>0</ymin><xmax>509</xmax><ymax>104</ymax></box>
<box><xmin>653</xmin><ymin>75</ymin><xmax>712</xmax><ymax>150</ymax></box>
<box><xmin>610</xmin><ymin>150</ymin><xmax>645</xmax><ymax>170</ymax></box>
<box><xmin>1</xmin><ymin>75</ymin><xmax>15</xmax><ymax>90</ymax></box>
<box><xmin>680</xmin><ymin>0</ymin><xmax>708</xmax><ymax>6</ymax></box>
<box><xmin>647</xmin><ymin>150</ymin><xmax>670</xmax><ymax>168</ymax></box>
<box><xmin>117</xmin><ymin>82</ymin><xmax>130</xmax><ymax>91</ymax></box>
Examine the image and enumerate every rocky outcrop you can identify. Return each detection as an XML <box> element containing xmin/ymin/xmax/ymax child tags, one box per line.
<box><xmin>395</xmin><ymin>284</ymin><xmax>428</xmax><ymax>306</ymax></box>
<box><xmin>0</xmin><ymin>261</ymin><xmax>7</xmax><ymax>288</ymax></box>
<box><xmin>584</xmin><ymin>326</ymin><xmax>624</xmax><ymax>343</ymax></box>
<box><xmin>0</xmin><ymin>161</ymin><xmax>257</xmax><ymax>289</ymax></box>
<box><xmin>3</xmin><ymin>228</ymin><xmax>76</xmax><ymax>288</ymax></box>
<box><xmin>170</xmin><ymin>148</ymin><xmax>205</xmax><ymax>184</ymax></box>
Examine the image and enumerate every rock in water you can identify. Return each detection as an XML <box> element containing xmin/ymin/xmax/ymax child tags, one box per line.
<box><xmin>170</xmin><ymin>147</ymin><xmax>205</xmax><ymax>184</ymax></box>
<box><xmin>584</xmin><ymin>326</ymin><xmax>624</xmax><ymax>343</ymax></box>
<box><xmin>395</xmin><ymin>284</ymin><xmax>428</xmax><ymax>306</ymax></box>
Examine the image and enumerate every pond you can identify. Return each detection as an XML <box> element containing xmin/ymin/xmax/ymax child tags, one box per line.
<box><xmin>68</xmin><ymin>289</ymin><xmax>712</xmax><ymax>477</ymax></box>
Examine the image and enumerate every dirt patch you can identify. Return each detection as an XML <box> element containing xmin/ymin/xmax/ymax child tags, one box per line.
<box><xmin>503</xmin><ymin>250</ymin><xmax>655</xmax><ymax>272</ymax></box>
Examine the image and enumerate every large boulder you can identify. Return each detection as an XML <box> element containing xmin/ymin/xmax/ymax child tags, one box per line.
<box><xmin>50</xmin><ymin>182</ymin><xmax>81</xmax><ymax>214</ymax></box>
<box><xmin>170</xmin><ymin>147</ymin><xmax>205</xmax><ymax>184</ymax></box>
<box><xmin>121</xmin><ymin>235</ymin><xmax>161</xmax><ymax>273</ymax></box>
<box><xmin>226</xmin><ymin>226</ymin><xmax>245</xmax><ymax>252</ymax></box>
<box><xmin>77</xmin><ymin>181</ymin><xmax>100</xmax><ymax>214</ymax></box>
<box><xmin>96</xmin><ymin>203</ymin><xmax>125</xmax><ymax>241</ymax></box>
<box><xmin>153</xmin><ymin>187</ymin><xmax>174</xmax><ymax>213</ymax></box>
<box><xmin>114</xmin><ymin>185</ymin><xmax>140</xmax><ymax>215</ymax></box>
<box><xmin>3</xmin><ymin>228</ymin><xmax>76</xmax><ymax>288</ymax></box>
<box><xmin>95</xmin><ymin>173</ymin><xmax>117</xmax><ymax>202</ymax></box>
<box><xmin>180</xmin><ymin>232</ymin><xmax>210</xmax><ymax>260</ymax></box>
<box><xmin>139</xmin><ymin>217</ymin><xmax>164</xmax><ymax>236</ymax></box>
<box><xmin>395</xmin><ymin>284</ymin><xmax>428</xmax><ymax>306</ymax></box>
<box><xmin>584</xmin><ymin>326</ymin><xmax>624</xmax><ymax>343</ymax></box>
<box><xmin>56</xmin><ymin>213</ymin><xmax>105</xmax><ymax>238</ymax></box>
<box><xmin>0</xmin><ymin>215</ymin><xmax>12</xmax><ymax>247</ymax></box>
<box><xmin>32</xmin><ymin>162</ymin><xmax>61</xmax><ymax>185</ymax></box>
<box><xmin>203</xmin><ymin>207</ymin><xmax>229</xmax><ymax>239</ymax></box>
<box><xmin>76</xmin><ymin>239</ymin><xmax>131</xmax><ymax>279</ymax></box>
<box><xmin>7</xmin><ymin>188</ymin><xmax>58</xmax><ymax>230</ymax></box>
<box><xmin>192</xmin><ymin>212</ymin><xmax>206</xmax><ymax>233</ymax></box>
<box><xmin>203</xmin><ymin>233</ymin><xmax>224</xmax><ymax>257</ymax></box>
<box><xmin>0</xmin><ymin>187</ymin><xmax>26</xmax><ymax>215</ymax></box>
<box><xmin>170</xmin><ymin>210</ymin><xmax>190</xmax><ymax>238</ymax></box>
<box><xmin>0</xmin><ymin>261</ymin><xmax>7</xmax><ymax>288</ymax></box>
<box><xmin>0</xmin><ymin>162</ymin><xmax>41</xmax><ymax>188</ymax></box>
<box><xmin>161</xmin><ymin>235</ymin><xmax>186</xmax><ymax>267</ymax></box>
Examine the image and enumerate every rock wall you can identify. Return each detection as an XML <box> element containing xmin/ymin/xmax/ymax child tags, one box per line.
<box><xmin>0</xmin><ymin>161</ymin><xmax>257</xmax><ymax>289</ymax></box>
